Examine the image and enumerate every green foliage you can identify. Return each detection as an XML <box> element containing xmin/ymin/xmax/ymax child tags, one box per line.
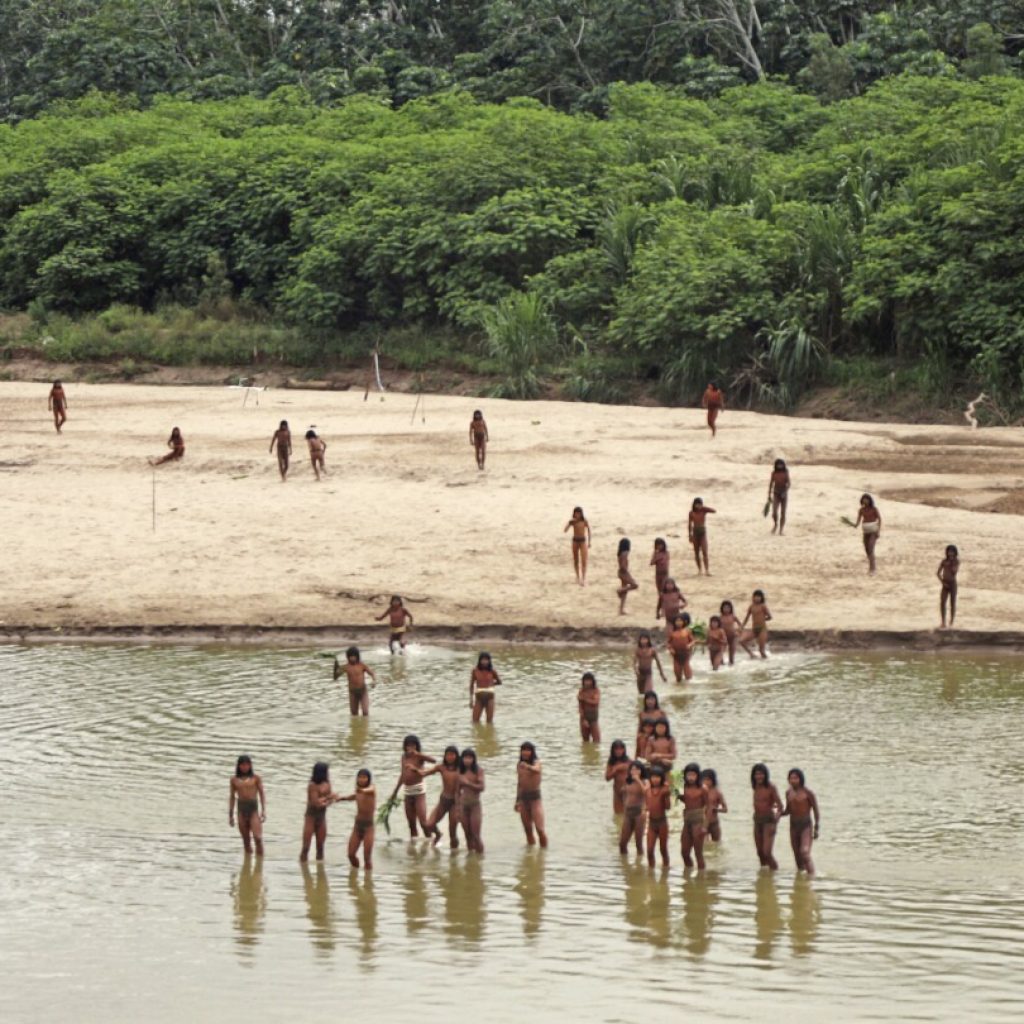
<box><xmin>480</xmin><ymin>291</ymin><xmax>558</xmax><ymax>399</ymax></box>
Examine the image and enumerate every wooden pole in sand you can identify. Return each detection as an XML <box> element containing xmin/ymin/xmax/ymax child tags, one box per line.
<box><xmin>152</xmin><ymin>467</ymin><xmax>156</xmax><ymax>531</ymax></box>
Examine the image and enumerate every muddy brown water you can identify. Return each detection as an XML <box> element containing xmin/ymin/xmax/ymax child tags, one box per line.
<box><xmin>0</xmin><ymin>643</ymin><xmax>1022</xmax><ymax>1023</ymax></box>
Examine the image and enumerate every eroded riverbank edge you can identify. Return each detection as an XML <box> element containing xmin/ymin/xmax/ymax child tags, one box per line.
<box><xmin>3</xmin><ymin>624</ymin><xmax>1024</xmax><ymax>654</ymax></box>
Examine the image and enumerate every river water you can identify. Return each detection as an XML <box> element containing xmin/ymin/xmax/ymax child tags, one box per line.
<box><xmin>0</xmin><ymin>643</ymin><xmax>1021</xmax><ymax>1023</ymax></box>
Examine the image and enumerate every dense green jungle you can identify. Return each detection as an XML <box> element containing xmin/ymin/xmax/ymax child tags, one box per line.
<box><xmin>2</xmin><ymin>2</ymin><xmax>1023</xmax><ymax>418</ymax></box>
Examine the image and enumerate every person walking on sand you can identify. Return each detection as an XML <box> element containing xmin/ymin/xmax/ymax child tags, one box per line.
<box><xmin>229</xmin><ymin>754</ymin><xmax>266</xmax><ymax>856</ymax></box>
<box><xmin>515</xmin><ymin>742</ymin><xmax>548</xmax><ymax>848</ymax></box>
<box><xmin>688</xmin><ymin>497</ymin><xmax>717</xmax><ymax>576</ymax></box>
<box><xmin>564</xmin><ymin>506</ymin><xmax>592</xmax><ymax>586</ymax></box>
<box><xmin>781</xmin><ymin>768</ymin><xmax>820</xmax><ymax>876</ymax></box>
<box><xmin>150</xmin><ymin>427</ymin><xmax>184</xmax><ymax>465</ymax></box>
<box><xmin>853</xmin><ymin>493</ymin><xmax>882</xmax><ymax>575</ymax></box>
<box><xmin>751</xmin><ymin>763</ymin><xmax>783</xmax><ymax>871</ymax></box>
<box><xmin>650</xmin><ymin>538</ymin><xmax>670</xmax><ymax>618</ymax></box>
<box><xmin>304</xmin><ymin>429</ymin><xmax>326</xmax><ymax>480</ymax></box>
<box><xmin>47</xmin><ymin>380</ymin><xmax>68</xmax><ymax>433</ymax></box>
<box><xmin>616</xmin><ymin>538</ymin><xmax>638</xmax><ymax>614</ymax></box>
<box><xmin>469</xmin><ymin>409</ymin><xmax>489</xmax><ymax>470</ymax></box>
<box><xmin>768</xmin><ymin>459</ymin><xmax>790</xmax><ymax>534</ymax></box>
<box><xmin>701</xmin><ymin>381</ymin><xmax>725</xmax><ymax>438</ymax></box>
<box><xmin>376</xmin><ymin>595</ymin><xmax>413</xmax><ymax>653</ymax></box>
<box><xmin>337</xmin><ymin>769</ymin><xmax>376</xmax><ymax>869</ymax></box>
<box><xmin>269</xmin><ymin>420</ymin><xmax>292</xmax><ymax>481</ymax></box>
<box><xmin>333</xmin><ymin>646</ymin><xmax>376</xmax><ymax>717</ymax></box>
<box><xmin>938</xmin><ymin>544</ymin><xmax>959</xmax><ymax>629</ymax></box>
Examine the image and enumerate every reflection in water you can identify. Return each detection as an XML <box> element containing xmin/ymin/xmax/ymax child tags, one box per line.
<box><xmin>440</xmin><ymin>856</ymin><xmax>487</xmax><ymax>946</ymax></box>
<box><xmin>471</xmin><ymin>723</ymin><xmax>500</xmax><ymax>759</ymax></box>
<box><xmin>788</xmin><ymin>878</ymin><xmax>822</xmax><ymax>956</ymax></box>
<box><xmin>680</xmin><ymin>870</ymin><xmax>718</xmax><ymax>958</ymax></box>
<box><xmin>514</xmin><ymin>849</ymin><xmax>545</xmax><ymax>940</ymax></box>
<box><xmin>231</xmin><ymin>856</ymin><xmax>266</xmax><ymax>960</ymax></box>
<box><xmin>347</xmin><ymin>871</ymin><xmax>378</xmax><ymax>964</ymax></box>
<box><xmin>753</xmin><ymin>872</ymin><xmax>783</xmax><ymax>961</ymax></box>
<box><xmin>939</xmin><ymin>660</ymin><xmax>961</xmax><ymax>706</ymax></box>
<box><xmin>301</xmin><ymin>863</ymin><xmax>336</xmax><ymax>957</ymax></box>
<box><xmin>621</xmin><ymin>861</ymin><xmax>671</xmax><ymax>949</ymax></box>
<box><xmin>579</xmin><ymin>742</ymin><xmax>601</xmax><ymax>769</ymax></box>
<box><xmin>344</xmin><ymin>716</ymin><xmax>370</xmax><ymax>759</ymax></box>
<box><xmin>402</xmin><ymin>846</ymin><xmax>432</xmax><ymax>937</ymax></box>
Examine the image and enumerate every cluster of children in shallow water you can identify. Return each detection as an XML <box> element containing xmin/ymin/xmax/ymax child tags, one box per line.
<box><xmin>228</xmin><ymin>643</ymin><xmax>821</xmax><ymax>877</ymax></box>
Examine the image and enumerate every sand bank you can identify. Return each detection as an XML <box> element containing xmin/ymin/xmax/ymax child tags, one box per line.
<box><xmin>1</xmin><ymin>382</ymin><xmax>1022</xmax><ymax>642</ymax></box>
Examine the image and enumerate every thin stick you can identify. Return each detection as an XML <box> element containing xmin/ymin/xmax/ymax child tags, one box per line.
<box><xmin>151</xmin><ymin>467</ymin><xmax>156</xmax><ymax>532</ymax></box>
<box><xmin>410</xmin><ymin>392</ymin><xmax>421</xmax><ymax>425</ymax></box>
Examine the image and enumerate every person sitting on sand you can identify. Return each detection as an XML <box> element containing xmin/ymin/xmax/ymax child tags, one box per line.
<box><xmin>150</xmin><ymin>427</ymin><xmax>184</xmax><ymax>465</ymax></box>
<box><xmin>47</xmin><ymin>380</ymin><xmax>67</xmax><ymax>433</ymax></box>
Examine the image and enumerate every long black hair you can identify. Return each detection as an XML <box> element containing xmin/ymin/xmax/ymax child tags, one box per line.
<box><xmin>402</xmin><ymin>734</ymin><xmax>422</xmax><ymax>753</ymax></box>
<box><xmin>442</xmin><ymin>745</ymin><xmax>460</xmax><ymax>767</ymax></box>
<box><xmin>751</xmin><ymin>762</ymin><xmax>770</xmax><ymax>788</ymax></box>
<box><xmin>311</xmin><ymin>761</ymin><xmax>329</xmax><ymax>784</ymax></box>
<box><xmin>642</xmin><ymin>691</ymin><xmax>660</xmax><ymax>711</ymax></box>
<box><xmin>607</xmin><ymin>740</ymin><xmax>629</xmax><ymax>765</ymax></box>
<box><xmin>459</xmin><ymin>748</ymin><xmax>479</xmax><ymax>773</ymax></box>
<box><xmin>653</xmin><ymin>717</ymin><xmax>672</xmax><ymax>739</ymax></box>
<box><xmin>476</xmin><ymin>652</ymin><xmax>492</xmax><ymax>670</ymax></box>
<box><xmin>788</xmin><ymin>767</ymin><xmax>806</xmax><ymax>787</ymax></box>
<box><xmin>683</xmin><ymin>761</ymin><xmax>701</xmax><ymax>785</ymax></box>
<box><xmin>519</xmin><ymin>741</ymin><xmax>538</xmax><ymax>764</ymax></box>
<box><xmin>346</xmin><ymin>646</ymin><xmax>360</xmax><ymax>661</ymax></box>
<box><xmin>701</xmin><ymin>768</ymin><xmax>718</xmax><ymax>787</ymax></box>
<box><xmin>235</xmin><ymin>755</ymin><xmax>253</xmax><ymax>777</ymax></box>
<box><xmin>618</xmin><ymin>538</ymin><xmax>631</xmax><ymax>555</ymax></box>
<box><xmin>357</xmin><ymin>768</ymin><xmax>373</xmax><ymax>785</ymax></box>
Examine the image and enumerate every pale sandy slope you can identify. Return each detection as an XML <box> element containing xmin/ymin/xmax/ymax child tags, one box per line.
<box><xmin>1</xmin><ymin>381</ymin><xmax>1022</xmax><ymax>635</ymax></box>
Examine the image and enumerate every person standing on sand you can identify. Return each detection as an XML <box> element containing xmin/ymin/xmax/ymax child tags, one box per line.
<box><xmin>150</xmin><ymin>427</ymin><xmax>184</xmax><ymax>465</ymax></box>
<box><xmin>616</xmin><ymin>538</ymin><xmax>638</xmax><ymax>614</ymax></box>
<box><xmin>781</xmin><ymin>768</ymin><xmax>820</xmax><ymax>876</ymax></box>
<box><xmin>269</xmin><ymin>420</ymin><xmax>292</xmax><ymax>481</ymax></box>
<box><xmin>854</xmin><ymin>493</ymin><xmax>882</xmax><ymax>575</ymax></box>
<box><xmin>515</xmin><ymin>742</ymin><xmax>548</xmax><ymax>848</ymax></box>
<box><xmin>938</xmin><ymin>544</ymin><xmax>959</xmax><ymax>629</ymax></box>
<box><xmin>564</xmin><ymin>506</ymin><xmax>592</xmax><ymax>586</ymax></box>
<box><xmin>751</xmin><ymin>763</ymin><xmax>783</xmax><ymax>871</ymax></box>
<box><xmin>336</xmin><ymin>769</ymin><xmax>376</xmax><ymax>870</ymax></box>
<box><xmin>469</xmin><ymin>410</ymin><xmax>489</xmax><ymax>470</ymax></box>
<box><xmin>650</xmin><ymin>538</ymin><xmax>669</xmax><ymax>618</ymax></box>
<box><xmin>229</xmin><ymin>754</ymin><xmax>266</xmax><ymax>856</ymax></box>
<box><xmin>768</xmin><ymin>459</ymin><xmax>790</xmax><ymax>534</ymax></box>
<box><xmin>304</xmin><ymin>429</ymin><xmax>326</xmax><ymax>481</ymax></box>
<box><xmin>701</xmin><ymin>382</ymin><xmax>725</xmax><ymax>437</ymax></box>
<box><xmin>47</xmin><ymin>380</ymin><xmax>67</xmax><ymax>433</ymax></box>
<box><xmin>688</xmin><ymin>497</ymin><xmax>716</xmax><ymax>576</ymax></box>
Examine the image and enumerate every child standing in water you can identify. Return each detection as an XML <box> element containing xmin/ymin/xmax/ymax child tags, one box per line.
<box><xmin>701</xmin><ymin>381</ymin><xmax>725</xmax><ymax>437</ymax></box>
<box><xmin>688</xmin><ymin>498</ymin><xmax>717</xmax><ymax>576</ymax></box>
<box><xmin>650</xmin><ymin>538</ymin><xmax>670</xmax><ymax>618</ymax></box>
<box><xmin>577</xmin><ymin>671</ymin><xmax>601</xmax><ymax>743</ymax></box>
<box><xmin>605</xmin><ymin>740</ymin><xmax>631</xmax><ymax>814</ymax></box>
<box><xmin>337</xmin><ymin>769</ymin><xmax>376</xmax><ymax>869</ymax></box>
<box><xmin>637</xmin><ymin>691</ymin><xmax>667</xmax><ymax>753</ymax></box>
<box><xmin>768</xmin><ymin>459</ymin><xmax>790</xmax><ymax>534</ymax></box>
<box><xmin>741</xmin><ymin>590</ymin><xmax>772</xmax><ymax>659</ymax></box>
<box><xmin>720</xmin><ymin>599</ymin><xmax>752</xmax><ymax>663</ymax></box>
<box><xmin>47</xmin><ymin>380</ymin><xmax>67</xmax><ymax>433</ymax></box>
<box><xmin>422</xmin><ymin>746</ymin><xmax>463</xmax><ymax>848</ymax></box>
<box><xmin>706</xmin><ymin>615</ymin><xmax>728</xmax><ymax>671</ymax></box>
<box><xmin>333</xmin><ymin>646</ymin><xmax>376</xmax><ymax>716</ymax></box>
<box><xmin>458</xmin><ymin>749</ymin><xmax>485</xmax><ymax>854</ymax></box>
<box><xmin>470</xmin><ymin>652</ymin><xmax>502</xmax><ymax>724</ymax></box>
<box><xmin>151</xmin><ymin>427</ymin><xmax>185</xmax><ymax>465</ymax></box>
<box><xmin>229</xmin><ymin>755</ymin><xmax>266</xmax><ymax>856</ymax></box>
<box><xmin>619</xmin><ymin>762</ymin><xmax>648</xmax><ymax>855</ymax></box>
<box><xmin>564</xmin><ymin>506</ymin><xmax>592</xmax><ymax>586</ymax></box>
<box><xmin>854</xmin><ymin>493</ymin><xmax>882</xmax><ymax>575</ymax></box>
<box><xmin>269</xmin><ymin>420</ymin><xmax>292</xmax><ymax>481</ymax></box>
<box><xmin>388</xmin><ymin>736</ymin><xmax>439</xmax><ymax>841</ymax></box>
<box><xmin>376</xmin><ymin>595</ymin><xmax>414</xmax><ymax>653</ymax></box>
<box><xmin>751</xmin><ymin>763</ymin><xmax>783</xmax><ymax>871</ymax></box>
<box><xmin>305</xmin><ymin>428</ymin><xmax>327</xmax><ymax>481</ymax></box>
<box><xmin>645</xmin><ymin>768</ymin><xmax>672</xmax><ymax>867</ymax></box>
<box><xmin>938</xmin><ymin>544</ymin><xmax>959</xmax><ymax>628</ymax></box>
<box><xmin>679</xmin><ymin>762</ymin><xmax>709</xmax><ymax>870</ymax></box>
<box><xmin>782</xmin><ymin>768</ymin><xmax>820</xmax><ymax>876</ymax></box>
<box><xmin>616</xmin><ymin>538</ymin><xmax>638</xmax><ymax>614</ymax></box>
<box><xmin>668</xmin><ymin>613</ymin><xmax>696</xmax><ymax>682</ymax></box>
<box><xmin>645</xmin><ymin>718</ymin><xmax>677</xmax><ymax>771</ymax></box>
<box><xmin>469</xmin><ymin>410</ymin><xmax>489</xmax><ymax>469</ymax></box>
<box><xmin>701</xmin><ymin>768</ymin><xmax>728</xmax><ymax>843</ymax></box>
<box><xmin>515</xmin><ymin>742</ymin><xmax>548</xmax><ymax>848</ymax></box>
<box><xmin>658</xmin><ymin>579</ymin><xmax>687</xmax><ymax>640</ymax></box>
<box><xmin>633</xmin><ymin>631</ymin><xmax>667</xmax><ymax>694</ymax></box>
<box><xmin>300</xmin><ymin>761</ymin><xmax>340</xmax><ymax>862</ymax></box>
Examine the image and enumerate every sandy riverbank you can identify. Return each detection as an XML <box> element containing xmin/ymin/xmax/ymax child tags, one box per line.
<box><xmin>1</xmin><ymin>382</ymin><xmax>1022</xmax><ymax>641</ymax></box>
